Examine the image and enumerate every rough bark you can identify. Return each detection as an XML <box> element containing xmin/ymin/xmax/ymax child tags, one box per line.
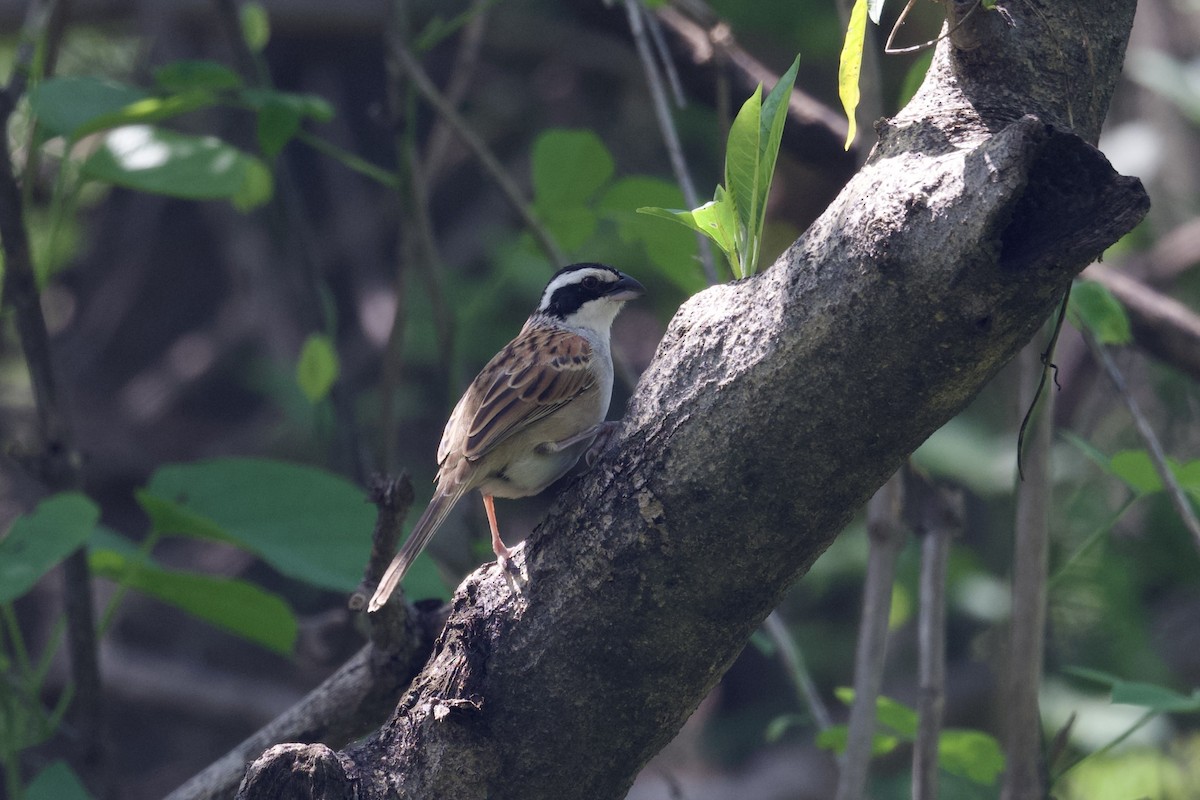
<box><xmin>239</xmin><ymin>1</ymin><xmax>1148</xmax><ymax>798</ymax></box>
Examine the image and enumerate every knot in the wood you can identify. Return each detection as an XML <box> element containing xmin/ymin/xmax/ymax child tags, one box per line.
<box><xmin>237</xmin><ymin>742</ymin><xmax>353</xmax><ymax>800</ymax></box>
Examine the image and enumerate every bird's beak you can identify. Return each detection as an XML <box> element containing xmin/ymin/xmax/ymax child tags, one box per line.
<box><xmin>607</xmin><ymin>274</ymin><xmax>645</xmax><ymax>302</ymax></box>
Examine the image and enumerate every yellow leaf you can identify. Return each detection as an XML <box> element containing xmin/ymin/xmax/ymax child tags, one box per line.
<box><xmin>839</xmin><ymin>0</ymin><xmax>870</xmax><ymax>150</ymax></box>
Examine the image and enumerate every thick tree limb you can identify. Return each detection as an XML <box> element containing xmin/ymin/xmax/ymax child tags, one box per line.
<box><xmin>239</xmin><ymin>1</ymin><xmax>1148</xmax><ymax>798</ymax></box>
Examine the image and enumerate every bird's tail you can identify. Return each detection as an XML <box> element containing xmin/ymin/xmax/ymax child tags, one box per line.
<box><xmin>368</xmin><ymin>485</ymin><xmax>468</xmax><ymax>612</ymax></box>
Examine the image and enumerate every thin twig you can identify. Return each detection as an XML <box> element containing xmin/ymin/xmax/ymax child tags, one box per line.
<box><xmin>167</xmin><ymin>477</ymin><xmax>424</xmax><ymax>800</ymax></box>
<box><xmin>835</xmin><ymin>470</ymin><xmax>906</xmax><ymax>800</ymax></box>
<box><xmin>763</xmin><ymin>611</ymin><xmax>833</xmax><ymax>731</ymax></box>
<box><xmin>1085</xmin><ymin>333</ymin><xmax>1200</xmax><ymax>555</ymax></box>
<box><xmin>423</xmin><ymin>0</ymin><xmax>493</xmax><ymax>182</ymax></box>
<box><xmin>1018</xmin><ymin>291</ymin><xmax>1069</xmax><ymax>479</ymax></box>
<box><xmin>212</xmin><ymin>0</ymin><xmax>367</xmax><ymax>481</ymax></box>
<box><xmin>1</xmin><ymin>2</ymin><xmax>108</xmax><ymax>795</ymax></box>
<box><xmin>1082</xmin><ymin>262</ymin><xmax>1200</xmax><ymax>382</ymax></box>
<box><xmin>387</xmin><ymin>29</ymin><xmax>565</xmax><ymax>266</ymax></box>
<box><xmin>905</xmin><ymin>473</ymin><xmax>962</xmax><ymax>800</ymax></box>
<box><xmin>382</xmin><ymin>0</ymin><xmax>457</xmax><ymax>471</ymax></box>
<box><xmin>624</xmin><ymin>0</ymin><xmax>718</xmax><ymax>285</ymax></box>
<box><xmin>883</xmin><ymin>0</ymin><xmax>985</xmax><ymax>55</ymax></box>
<box><xmin>1002</xmin><ymin>341</ymin><xmax>1055</xmax><ymax>800</ymax></box>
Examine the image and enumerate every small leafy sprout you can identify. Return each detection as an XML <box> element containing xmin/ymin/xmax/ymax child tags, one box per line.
<box><xmin>637</xmin><ymin>54</ymin><xmax>801</xmax><ymax>281</ymax></box>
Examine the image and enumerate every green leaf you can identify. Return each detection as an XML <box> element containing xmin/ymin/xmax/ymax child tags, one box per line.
<box><xmin>875</xmin><ymin>694</ymin><xmax>919</xmax><ymax>737</ymax></box>
<box><xmin>78</xmin><ymin>93</ymin><xmax>221</xmax><ymax>140</ymax></box>
<box><xmin>640</xmin><ymin>197</ymin><xmax>737</xmax><ymax>260</ymax></box>
<box><xmin>764</xmin><ymin>713</ymin><xmax>806</xmax><ymax>742</ymax></box>
<box><xmin>29</xmin><ymin>75</ymin><xmax>226</xmax><ymax>141</ymax></box>
<box><xmin>136</xmin><ymin>491</ymin><xmax>234</xmax><ymax>543</ymax></box>
<box><xmin>898</xmin><ymin>50</ymin><xmax>933</xmax><ymax>108</ymax></box>
<box><xmin>154</xmin><ymin>60</ymin><xmax>243</xmax><ymax>93</ymax></box>
<box><xmin>0</xmin><ymin>493</ymin><xmax>98</xmax><ymax>603</ymax></box>
<box><xmin>1070</xmin><ymin>280</ymin><xmax>1132</xmax><ymax>345</ymax></box>
<box><xmin>1177</xmin><ymin>460</ymin><xmax>1200</xmax><ymax>496</ymax></box>
<box><xmin>1111</xmin><ymin>681</ymin><xmax>1200</xmax><ymax>712</ymax></box>
<box><xmin>531</xmin><ymin>129</ymin><xmax>614</xmax><ymax>208</ymax></box>
<box><xmin>240</xmin><ymin>2</ymin><xmax>271</xmax><ymax>52</ymax></box>
<box><xmin>938</xmin><ymin>729</ymin><xmax>1005</xmax><ymax>785</ymax></box>
<box><xmin>601</xmin><ymin>176</ymin><xmax>706</xmax><ymax>293</ymax></box>
<box><xmin>232</xmin><ymin>157</ymin><xmax>274</xmax><ymax>211</ymax></box>
<box><xmin>240</xmin><ymin>88</ymin><xmax>335</xmax><ymax>123</ymax></box>
<box><xmin>139</xmin><ymin>458</ymin><xmax>375</xmax><ymax>592</ymax></box>
<box><xmin>1108</xmin><ymin>450</ymin><xmax>1162</xmax><ymax>495</ymax></box>
<box><xmin>89</xmin><ymin>548</ymin><xmax>297</xmax><ymax>654</ymax></box>
<box><xmin>296</xmin><ymin>333</ymin><xmax>340</xmax><ymax>403</ymax></box>
<box><xmin>755</xmin><ymin>53</ymin><xmax>800</xmax><ymax>229</ymax></box>
<box><xmin>25</xmin><ymin>761</ymin><xmax>94</xmax><ymax>800</ymax></box>
<box><xmin>833</xmin><ymin>688</ymin><xmax>918</xmax><ymax>738</ymax></box>
<box><xmin>838</xmin><ymin>0</ymin><xmax>870</xmax><ymax>150</ymax></box>
<box><xmin>724</xmin><ymin>82</ymin><xmax>762</xmax><ymax>272</ymax></box>
<box><xmin>28</xmin><ymin>77</ymin><xmax>149</xmax><ymax>139</ymax></box>
<box><xmin>1066</xmin><ymin>666</ymin><xmax>1200</xmax><ymax>713</ymax></box>
<box><xmin>816</xmin><ymin>724</ymin><xmax>900</xmax><ymax>757</ymax></box>
<box><xmin>83</xmin><ymin>126</ymin><xmax>273</xmax><ymax>209</ymax></box>
<box><xmin>531</xmin><ymin>129</ymin><xmax>614</xmax><ymax>251</ymax></box>
<box><xmin>257</xmin><ymin>98</ymin><xmax>301</xmax><ymax>158</ymax></box>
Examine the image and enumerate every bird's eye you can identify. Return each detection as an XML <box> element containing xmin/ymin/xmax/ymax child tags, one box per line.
<box><xmin>582</xmin><ymin>276</ymin><xmax>600</xmax><ymax>290</ymax></box>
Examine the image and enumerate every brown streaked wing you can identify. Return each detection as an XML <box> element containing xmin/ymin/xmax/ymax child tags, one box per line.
<box><xmin>463</xmin><ymin>327</ymin><xmax>595</xmax><ymax>460</ymax></box>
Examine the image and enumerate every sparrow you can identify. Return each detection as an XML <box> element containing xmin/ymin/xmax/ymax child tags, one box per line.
<box><xmin>368</xmin><ymin>263</ymin><xmax>645</xmax><ymax>612</ymax></box>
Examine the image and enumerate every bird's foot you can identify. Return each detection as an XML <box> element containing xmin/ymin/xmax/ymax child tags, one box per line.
<box><xmin>584</xmin><ymin>420</ymin><xmax>622</xmax><ymax>467</ymax></box>
<box><xmin>496</xmin><ymin>544</ymin><xmax>528</xmax><ymax>594</ymax></box>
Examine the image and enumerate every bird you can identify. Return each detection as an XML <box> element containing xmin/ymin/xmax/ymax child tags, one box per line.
<box><xmin>368</xmin><ymin>263</ymin><xmax>645</xmax><ymax>612</ymax></box>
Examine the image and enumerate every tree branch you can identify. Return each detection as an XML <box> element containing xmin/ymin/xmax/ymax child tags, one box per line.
<box><xmin>1081</xmin><ymin>262</ymin><xmax>1200</xmax><ymax>381</ymax></box>
<box><xmin>238</xmin><ymin>1</ymin><xmax>1148</xmax><ymax>797</ymax></box>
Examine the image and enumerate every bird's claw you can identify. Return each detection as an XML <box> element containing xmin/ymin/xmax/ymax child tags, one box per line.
<box><xmin>584</xmin><ymin>421</ymin><xmax>622</xmax><ymax>467</ymax></box>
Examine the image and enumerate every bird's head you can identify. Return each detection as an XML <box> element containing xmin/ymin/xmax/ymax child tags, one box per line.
<box><xmin>535</xmin><ymin>263</ymin><xmax>645</xmax><ymax>333</ymax></box>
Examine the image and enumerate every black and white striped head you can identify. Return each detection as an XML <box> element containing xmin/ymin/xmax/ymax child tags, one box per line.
<box><xmin>535</xmin><ymin>263</ymin><xmax>645</xmax><ymax>332</ymax></box>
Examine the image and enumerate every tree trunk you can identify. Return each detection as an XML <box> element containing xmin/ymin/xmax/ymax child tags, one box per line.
<box><xmin>239</xmin><ymin>1</ymin><xmax>1148</xmax><ymax>797</ymax></box>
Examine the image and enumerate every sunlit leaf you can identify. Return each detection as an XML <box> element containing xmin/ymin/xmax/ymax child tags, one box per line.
<box><xmin>28</xmin><ymin>77</ymin><xmax>149</xmax><ymax>139</ymax></box>
<box><xmin>0</xmin><ymin>493</ymin><xmax>98</xmax><ymax>603</ymax></box>
<box><xmin>938</xmin><ymin>729</ymin><xmax>1005</xmax><ymax>785</ymax></box>
<box><xmin>833</xmin><ymin>688</ymin><xmax>918</xmax><ymax>738</ymax></box>
<box><xmin>240</xmin><ymin>1</ymin><xmax>271</xmax><ymax>53</ymax></box>
<box><xmin>816</xmin><ymin>724</ymin><xmax>900</xmax><ymax>756</ymax></box>
<box><xmin>638</xmin><ymin>194</ymin><xmax>739</xmax><ymax>277</ymax></box>
<box><xmin>839</xmin><ymin>0</ymin><xmax>870</xmax><ymax>149</ymax></box>
<box><xmin>232</xmin><ymin>157</ymin><xmax>274</xmax><ymax>211</ymax></box>
<box><xmin>748</xmin><ymin>53</ymin><xmax>801</xmax><ymax>276</ymax></box>
<box><xmin>83</xmin><ymin>125</ymin><xmax>273</xmax><ymax>209</ymax></box>
<box><xmin>600</xmin><ymin>176</ymin><xmax>706</xmax><ymax>292</ymax></box>
<box><xmin>296</xmin><ymin>333</ymin><xmax>340</xmax><ymax>403</ymax></box>
<box><xmin>868</xmin><ymin>0</ymin><xmax>888</xmax><ymax>24</ymax></box>
<box><xmin>724</xmin><ymin>82</ymin><xmax>762</xmax><ymax>265</ymax></box>
<box><xmin>875</xmin><ymin>694</ymin><xmax>919</xmax><ymax>737</ymax></box>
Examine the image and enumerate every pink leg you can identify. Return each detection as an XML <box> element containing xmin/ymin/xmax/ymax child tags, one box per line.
<box><xmin>482</xmin><ymin>494</ymin><xmax>511</xmax><ymax>567</ymax></box>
